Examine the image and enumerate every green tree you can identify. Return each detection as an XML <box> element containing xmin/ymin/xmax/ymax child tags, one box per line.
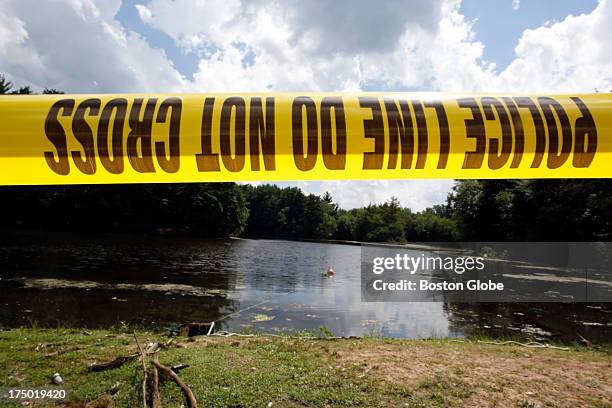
<box><xmin>175</xmin><ymin>183</ymin><xmax>249</xmax><ymax>237</ymax></box>
<box><xmin>405</xmin><ymin>208</ymin><xmax>459</xmax><ymax>241</ymax></box>
<box><xmin>242</xmin><ymin>185</ymin><xmax>339</xmax><ymax>239</ymax></box>
<box><xmin>447</xmin><ymin>179</ymin><xmax>612</xmax><ymax>241</ymax></box>
<box><xmin>333</xmin><ymin>209</ymin><xmax>356</xmax><ymax>240</ymax></box>
<box><xmin>352</xmin><ymin>197</ymin><xmax>406</xmax><ymax>242</ymax></box>
<box><xmin>0</xmin><ymin>74</ymin><xmax>12</xmax><ymax>94</ymax></box>
<box><xmin>12</xmin><ymin>86</ymin><xmax>33</xmax><ymax>94</ymax></box>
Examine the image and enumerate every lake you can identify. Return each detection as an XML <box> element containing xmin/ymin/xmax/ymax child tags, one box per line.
<box><xmin>0</xmin><ymin>230</ymin><xmax>610</xmax><ymax>343</ymax></box>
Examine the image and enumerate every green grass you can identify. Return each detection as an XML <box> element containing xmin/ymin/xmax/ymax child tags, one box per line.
<box><xmin>0</xmin><ymin>329</ymin><xmax>405</xmax><ymax>407</ymax></box>
<box><xmin>0</xmin><ymin>328</ymin><xmax>610</xmax><ymax>407</ymax></box>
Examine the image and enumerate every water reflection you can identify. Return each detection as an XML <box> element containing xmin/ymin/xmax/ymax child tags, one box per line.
<box><xmin>0</xmin><ymin>230</ymin><xmax>610</xmax><ymax>343</ymax></box>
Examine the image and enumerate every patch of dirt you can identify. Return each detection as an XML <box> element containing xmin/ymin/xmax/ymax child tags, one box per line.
<box><xmin>331</xmin><ymin>340</ymin><xmax>612</xmax><ymax>408</ymax></box>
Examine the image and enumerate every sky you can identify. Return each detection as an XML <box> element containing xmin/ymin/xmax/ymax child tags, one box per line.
<box><xmin>0</xmin><ymin>0</ymin><xmax>609</xmax><ymax>210</ymax></box>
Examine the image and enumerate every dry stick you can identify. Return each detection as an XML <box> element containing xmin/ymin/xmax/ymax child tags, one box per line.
<box><xmin>578</xmin><ymin>334</ymin><xmax>592</xmax><ymax>347</ymax></box>
<box><xmin>476</xmin><ymin>340</ymin><xmax>569</xmax><ymax>351</ymax></box>
<box><xmin>206</xmin><ymin>321</ymin><xmax>215</xmax><ymax>336</ymax></box>
<box><xmin>89</xmin><ymin>353</ymin><xmax>139</xmax><ymax>372</ymax></box>
<box><xmin>150</xmin><ymin>353</ymin><xmax>162</xmax><ymax>408</ymax></box>
<box><xmin>152</xmin><ymin>359</ymin><xmax>198</xmax><ymax>408</ymax></box>
<box><xmin>133</xmin><ymin>331</ymin><xmax>149</xmax><ymax>408</ymax></box>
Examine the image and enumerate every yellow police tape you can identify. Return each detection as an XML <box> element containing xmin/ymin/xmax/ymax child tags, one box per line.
<box><xmin>0</xmin><ymin>93</ymin><xmax>610</xmax><ymax>185</ymax></box>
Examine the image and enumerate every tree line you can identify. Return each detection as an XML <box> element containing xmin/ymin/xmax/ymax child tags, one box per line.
<box><xmin>1</xmin><ymin>180</ymin><xmax>609</xmax><ymax>242</ymax></box>
<box><xmin>1</xmin><ymin>75</ymin><xmax>610</xmax><ymax>242</ymax></box>
<box><xmin>0</xmin><ymin>74</ymin><xmax>63</xmax><ymax>95</ymax></box>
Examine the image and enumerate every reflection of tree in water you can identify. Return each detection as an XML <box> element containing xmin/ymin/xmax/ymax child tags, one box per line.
<box><xmin>443</xmin><ymin>302</ymin><xmax>612</xmax><ymax>344</ymax></box>
<box><xmin>0</xmin><ymin>231</ymin><xmax>358</xmax><ymax>330</ymax></box>
<box><xmin>0</xmin><ymin>230</ymin><xmax>242</xmax><ymax>288</ymax></box>
<box><xmin>0</xmin><ymin>287</ymin><xmax>237</xmax><ymax>331</ymax></box>
<box><xmin>0</xmin><ymin>230</ymin><xmax>240</xmax><ymax>330</ymax></box>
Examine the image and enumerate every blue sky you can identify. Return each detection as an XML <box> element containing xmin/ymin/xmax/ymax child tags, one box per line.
<box><xmin>461</xmin><ymin>0</ymin><xmax>598</xmax><ymax>70</ymax></box>
<box><xmin>117</xmin><ymin>0</ymin><xmax>202</xmax><ymax>79</ymax></box>
<box><xmin>0</xmin><ymin>0</ymin><xmax>609</xmax><ymax>210</ymax></box>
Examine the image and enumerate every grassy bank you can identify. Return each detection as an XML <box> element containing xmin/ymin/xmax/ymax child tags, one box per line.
<box><xmin>0</xmin><ymin>329</ymin><xmax>610</xmax><ymax>408</ymax></box>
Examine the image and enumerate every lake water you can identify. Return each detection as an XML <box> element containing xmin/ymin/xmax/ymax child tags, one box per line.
<box><xmin>0</xmin><ymin>230</ymin><xmax>610</xmax><ymax>343</ymax></box>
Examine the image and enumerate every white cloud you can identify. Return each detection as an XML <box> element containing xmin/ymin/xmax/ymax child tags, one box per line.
<box><xmin>293</xmin><ymin>180</ymin><xmax>455</xmax><ymax>211</ymax></box>
<box><xmin>495</xmin><ymin>0</ymin><xmax>612</xmax><ymax>92</ymax></box>
<box><xmin>136</xmin><ymin>0</ymin><xmax>243</xmax><ymax>51</ymax></box>
<box><xmin>135</xmin><ymin>0</ymin><xmax>453</xmax><ymax>91</ymax></box>
<box><xmin>0</xmin><ymin>8</ymin><xmax>28</xmax><ymax>55</ymax></box>
<box><xmin>284</xmin><ymin>0</ymin><xmax>442</xmax><ymax>55</ymax></box>
<box><xmin>512</xmin><ymin>0</ymin><xmax>520</xmax><ymax>11</ymax></box>
<box><xmin>0</xmin><ymin>0</ymin><xmax>186</xmax><ymax>92</ymax></box>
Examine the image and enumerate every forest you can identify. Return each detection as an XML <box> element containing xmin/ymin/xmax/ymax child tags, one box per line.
<box><xmin>2</xmin><ymin>179</ymin><xmax>610</xmax><ymax>242</ymax></box>
<box><xmin>1</xmin><ymin>75</ymin><xmax>610</xmax><ymax>242</ymax></box>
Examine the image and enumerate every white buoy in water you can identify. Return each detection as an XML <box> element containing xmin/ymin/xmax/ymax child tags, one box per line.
<box><xmin>326</xmin><ymin>267</ymin><xmax>334</xmax><ymax>278</ymax></box>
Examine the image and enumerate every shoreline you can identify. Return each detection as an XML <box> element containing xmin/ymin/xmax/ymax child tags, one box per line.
<box><xmin>1</xmin><ymin>328</ymin><xmax>610</xmax><ymax>407</ymax></box>
<box><xmin>1</xmin><ymin>226</ymin><xmax>424</xmax><ymax>248</ymax></box>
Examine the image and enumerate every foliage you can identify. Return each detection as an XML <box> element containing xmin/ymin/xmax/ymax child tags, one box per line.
<box><xmin>0</xmin><ymin>183</ymin><xmax>249</xmax><ymax>238</ymax></box>
<box><xmin>405</xmin><ymin>208</ymin><xmax>460</xmax><ymax>242</ymax></box>
<box><xmin>11</xmin><ymin>85</ymin><xmax>33</xmax><ymax>94</ymax></box>
<box><xmin>0</xmin><ymin>74</ymin><xmax>12</xmax><ymax>94</ymax></box>
<box><xmin>350</xmin><ymin>198</ymin><xmax>406</xmax><ymax>242</ymax></box>
<box><xmin>447</xmin><ymin>179</ymin><xmax>612</xmax><ymax>241</ymax></box>
<box><xmin>0</xmin><ymin>74</ymin><xmax>59</xmax><ymax>95</ymax></box>
<box><xmin>4</xmin><ymin>178</ymin><xmax>608</xmax><ymax>242</ymax></box>
<box><xmin>332</xmin><ymin>198</ymin><xmax>461</xmax><ymax>243</ymax></box>
<box><xmin>42</xmin><ymin>88</ymin><xmax>64</xmax><ymax>94</ymax></box>
<box><xmin>241</xmin><ymin>184</ymin><xmax>337</xmax><ymax>239</ymax></box>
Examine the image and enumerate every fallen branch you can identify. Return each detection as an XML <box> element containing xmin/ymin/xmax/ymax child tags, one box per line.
<box><xmin>152</xmin><ymin>359</ymin><xmax>198</xmax><ymax>408</ymax></box>
<box><xmin>578</xmin><ymin>334</ymin><xmax>592</xmax><ymax>347</ymax></box>
<box><xmin>134</xmin><ymin>332</ymin><xmax>149</xmax><ymax>408</ymax></box>
<box><xmin>477</xmin><ymin>340</ymin><xmax>569</xmax><ymax>351</ymax></box>
<box><xmin>150</xmin><ymin>353</ymin><xmax>162</xmax><ymax>408</ymax></box>
<box><xmin>88</xmin><ymin>353</ymin><xmax>139</xmax><ymax>372</ymax></box>
<box><xmin>171</xmin><ymin>363</ymin><xmax>190</xmax><ymax>373</ymax></box>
